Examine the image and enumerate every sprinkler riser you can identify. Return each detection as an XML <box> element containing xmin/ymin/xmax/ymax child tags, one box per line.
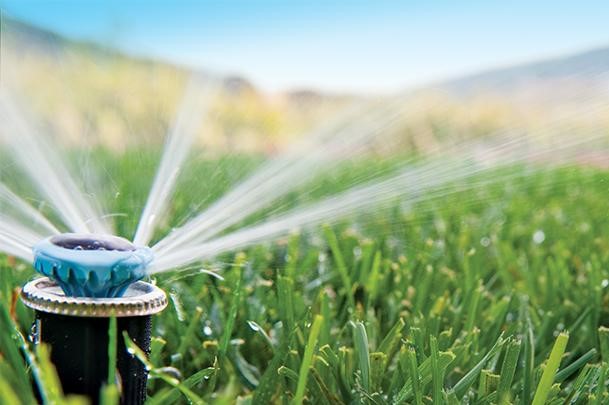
<box><xmin>33</xmin><ymin>311</ymin><xmax>151</xmax><ymax>405</ymax></box>
<box><xmin>21</xmin><ymin>277</ymin><xmax>167</xmax><ymax>405</ymax></box>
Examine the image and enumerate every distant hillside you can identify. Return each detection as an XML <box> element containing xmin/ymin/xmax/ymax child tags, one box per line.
<box><xmin>1</xmin><ymin>15</ymin><xmax>354</xmax><ymax>151</ymax></box>
<box><xmin>433</xmin><ymin>46</ymin><xmax>609</xmax><ymax>121</ymax></box>
<box><xmin>1</xmin><ymin>14</ymin><xmax>607</xmax><ymax>153</ymax></box>
<box><xmin>442</xmin><ymin>47</ymin><xmax>609</xmax><ymax>95</ymax></box>
<box><xmin>1</xmin><ymin>15</ymin><xmax>252</xmax><ymax>94</ymax></box>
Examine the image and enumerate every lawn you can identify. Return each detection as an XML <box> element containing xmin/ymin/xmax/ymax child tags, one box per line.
<box><xmin>1</xmin><ymin>153</ymin><xmax>608</xmax><ymax>404</ymax></box>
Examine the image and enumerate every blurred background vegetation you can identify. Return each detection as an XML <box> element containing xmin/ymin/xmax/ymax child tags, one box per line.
<box><xmin>3</xmin><ymin>16</ymin><xmax>608</xmax><ymax>159</ymax></box>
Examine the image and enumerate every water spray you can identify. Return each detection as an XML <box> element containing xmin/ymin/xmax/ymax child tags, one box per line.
<box><xmin>20</xmin><ymin>233</ymin><xmax>166</xmax><ymax>404</ymax></box>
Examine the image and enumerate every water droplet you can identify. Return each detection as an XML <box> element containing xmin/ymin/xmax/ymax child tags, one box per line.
<box><xmin>29</xmin><ymin>321</ymin><xmax>40</xmax><ymax>343</ymax></box>
<box><xmin>170</xmin><ymin>293</ymin><xmax>185</xmax><ymax>322</ymax></box>
<box><xmin>203</xmin><ymin>326</ymin><xmax>212</xmax><ymax>336</ymax></box>
<box><xmin>74</xmin><ymin>245</ymin><xmax>84</xmax><ymax>250</ymax></box>
<box><xmin>533</xmin><ymin>230</ymin><xmax>545</xmax><ymax>244</ymax></box>
<box><xmin>480</xmin><ymin>237</ymin><xmax>491</xmax><ymax>247</ymax></box>
<box><xmin>126</xmin><ymin>347</ymin><xmax>135</xmax><ymax>355</ymax></box>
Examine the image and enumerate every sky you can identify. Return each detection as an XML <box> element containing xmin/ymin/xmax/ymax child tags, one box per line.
<box><xmin>1</xmin><ymin>0</ymin><xmax>609</xmax><ymax>94</ymax></box>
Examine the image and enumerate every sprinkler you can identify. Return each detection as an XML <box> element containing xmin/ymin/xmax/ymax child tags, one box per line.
<box><xmin>33</xmin><ymin>233</ymin><xmax>153</xmax><ymax>298</ymax></box>
<box><xmin>21</xmin><ymin>233</ymin><xmax>167</xmax><ymax>405</ymax></box>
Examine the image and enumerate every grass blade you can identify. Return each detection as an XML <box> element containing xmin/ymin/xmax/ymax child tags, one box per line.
<box><xmin>107</xmin><ymin>315</ymin><xmax>117</xmax><ymax>385</ymax></box>
<box><xmin>430</xmin><ymin>336</ymin><xmax>443</xmax><ymax>404</ymax></box>
<box><xmin>497</xmin><ymin>338</ymin><xmax>521</xmax><ymax>404</ymax></box>
<box><xmin>293</xmin><ymin>314</ymin><xmax>324</xmax><ymax>405</ymax></box>
<box><xmin>531</xmin><ymin>332</ymin><xmax>569</xmax><ymax>405</ymax></box>
<box><xmin>555</xmin><ymin>348</ymin><xmax>596</xmax><ymax>383</ymax></box>
<box><xmin>323</xmin><ymin>226</ymin><xmax>354</xmax><ymax>309</ymax></box>
<box><xmin>405</xmin><ymin>347</ymin><xmax>423</xmax><ymax>405</ymax></box>
<box><xmin>219</xmin><ymin>254</ymin><xmax>245</xmax><ymax>356</ymax></box>
<box><xmin>353</xmin><ymin>321</ymin><xmax>371</xmax><ymax>392</ymax></box>
<box><xmin>451</xmin><ymin>334</ymin><xmax>505</xmax><ymax>398</ymax></box>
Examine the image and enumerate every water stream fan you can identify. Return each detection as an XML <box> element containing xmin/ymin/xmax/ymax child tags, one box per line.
<box><xmin>21</xmin><ymin>233</ymin><xmax>167</xmax><ymax>404</ymax></box>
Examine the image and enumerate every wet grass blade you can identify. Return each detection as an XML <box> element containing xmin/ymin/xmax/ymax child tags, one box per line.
<box><xmin>219</xmin><ymin>255</ymin><xmax>244</xmax><ymax>356</ymax></box>
<box><xmin>123</xmin><ymin>331</ymin><xmax>207</xmax><ymax>405</ymax></box>
<box><xmin>177</xmin><ymin>306</ymin><xmax>204</xmax><ymax>356</ymax></box>
<box><xmin>34</xmin><ymin>343</ymin><xmax>64</xmax><ymax>404</ymax></box>
<box><xmin>0</xmin><ymin>306</ymin><xmax>36</xmax><ymax>403</ymax></box>
<box><xmin>147</xmin><ymin>367</ymin><xmax>215</xmax><ymax>405</ymax></box>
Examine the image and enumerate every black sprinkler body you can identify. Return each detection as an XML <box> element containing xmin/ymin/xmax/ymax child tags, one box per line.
<box><xmin>21</xmin><ymin>233</ymin><xmax>167</xmax><ymax>404</ymax></box>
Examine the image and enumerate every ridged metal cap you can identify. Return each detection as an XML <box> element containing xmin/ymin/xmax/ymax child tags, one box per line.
<box><xmin>21</xmin><ymin>277</ymin><xmax>167</xmax><ymax>318</ymax></box>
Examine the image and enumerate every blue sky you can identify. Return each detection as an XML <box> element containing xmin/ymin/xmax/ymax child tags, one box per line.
<box><xmin>1</xmin><ymin>0</ymin><xmax>608</xmax><ymax>93</ymax></box>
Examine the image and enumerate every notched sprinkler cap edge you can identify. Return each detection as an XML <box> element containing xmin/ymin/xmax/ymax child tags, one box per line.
<box><xmin>33</xmin><ymin>233</ymin><xmax>153</xmax><ymax>298</ymax></box>
<box><xmin>21</xmin><ymin>277</ymin><xmax>167</xmax><ymax>317</ymax></box>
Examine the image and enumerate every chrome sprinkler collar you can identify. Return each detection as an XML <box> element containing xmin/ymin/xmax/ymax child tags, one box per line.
<box><xmin>21</xmin><ymin>277</ymin><xmax>167</xmax><ymax>317</ymax></box>
<box><xmin>33</xmin><ymin>233</ymin><xmax>153</xmax><ymax>298</ymax></box>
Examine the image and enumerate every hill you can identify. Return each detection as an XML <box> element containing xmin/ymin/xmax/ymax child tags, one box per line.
<box><xmin>1</xmin><ymin>15</ymin><xmax>608</xmax><ymax>152</ymax></box>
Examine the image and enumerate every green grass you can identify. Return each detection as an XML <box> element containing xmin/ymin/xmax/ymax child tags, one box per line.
<box><xmin>1</xmin><ymin>153</ymin><xmax>609</xmax><ymax>404</ymax></box>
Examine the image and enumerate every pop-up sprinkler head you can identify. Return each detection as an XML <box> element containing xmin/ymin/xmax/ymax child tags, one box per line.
<box><xmin>22</xmin><ymin>233</ymin><xmax>166</xmax><ymax>404</ymax></box>
<box><xmin>33</xmin><ymin>233</ymin><xmax>153</xmax><ymax>297</ymax></box>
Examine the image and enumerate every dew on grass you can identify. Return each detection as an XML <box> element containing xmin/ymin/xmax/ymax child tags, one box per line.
<box><xmin>170</xmin><ymin>292</ymin><xmax>185</xmax><ymax>322</ymax></box>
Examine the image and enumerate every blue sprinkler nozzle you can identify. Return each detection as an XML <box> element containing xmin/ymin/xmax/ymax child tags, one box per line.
<box><xmin>33</xmin><ymin>233</ymin><xmax>153</xmax><ymax>298</ymax></box>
